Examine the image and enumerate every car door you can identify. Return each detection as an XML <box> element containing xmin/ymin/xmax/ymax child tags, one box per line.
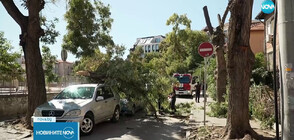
<box><xmin>92</xmin><ymin>87</ymin><xmax>107</xmax><ymax>122</ymax></box>
<box><xmin>102</xmin><ymin>86</ymin><xmax>116</xmax><ymax>117</ymax></box>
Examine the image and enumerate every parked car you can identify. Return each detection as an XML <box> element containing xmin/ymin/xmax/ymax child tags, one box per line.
<box><xmin>32</xmin><ymin>84</ymin><xmax>120</xmax><ymax>135</ymax></box>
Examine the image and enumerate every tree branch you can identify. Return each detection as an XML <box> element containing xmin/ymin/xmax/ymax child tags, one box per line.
<box><xmin>221</xmin><ymin>0</ymin><xmax>234</xmax><ymax>25</ymax></box>
<box><xmin>203</xmin><ymin>6</ymin><xmax>214</xmax><ymax>35</ymax></box>
<box><xmin>0</xmin><ymin>0</ymin><xmax>27</xmax><ymax>29</ymax></box>
<box><xmin>218</xmin><ymin>14</ymin><xmax>222</xmax><ymax>26</ymax></box>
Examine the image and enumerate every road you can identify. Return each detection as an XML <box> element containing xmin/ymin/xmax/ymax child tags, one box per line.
<box><xmin>81</xmin><ymin>114</ymin><xmax>185</xmax><ymax>140</ymax></box>
<box><xmin>0</xmin><ymin>97</ymin><xmax>193</xmax><ymax>140</ymax></box>
<box><xmin>82</xmin><ymin>97</ymin><xmax>193</xmax><ymax>140</ymax></box>
<box><xmin>175</xmin><ymin>96</ymin><xmax>195</xmax><ymax>105</ymax></box>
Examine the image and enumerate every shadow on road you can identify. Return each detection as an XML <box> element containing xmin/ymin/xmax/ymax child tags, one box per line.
<box><xmin>81</xmin><ymin>113</ymin><xmax>186</xmax><ymax>140</ymax></box>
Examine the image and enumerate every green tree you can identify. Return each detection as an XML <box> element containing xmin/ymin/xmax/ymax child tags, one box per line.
<box><xmin>161</xmin><ymin>13</ymin><xmax>208</xmax><ymax>75</ymax></box>
<box><xmin>42</xmin><ymin>46</ymin><xmax>58</xmax><ymax>90</ymax></box>
<box><xmin>251</xmin><ymin>53</ymin><xmax>273</xmax><ymax>87</ymax></box>
<box><xmin>75</xmin><ymin>45</ymin><xmax>173</xmax><ymax>117</ymax></box>
<box><xmin>1</xmin><ymin>0</ymin><xmax>49</xmax><ymax>125</ymax></box>
<box><xmin>63</xmin><ymin>0</ymin><xmax>114</xmax><ymax>57</ymax></box>
<box><xmin>1</xmin><ymin>0</ymin><xmax>60</xmax><ymax>125</ymax></box>
<box><xmin>0</xmin><ymin>31</ymin><xmax>24</xmax><ymax>83</ymax></box>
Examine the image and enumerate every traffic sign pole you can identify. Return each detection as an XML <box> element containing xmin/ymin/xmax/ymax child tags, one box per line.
<box><xmin>203</xmin><ymin>57</ymin><xmax>207</xmax><ymax>125</ymax></box>
<box><xmin>198</xmin><ymin>42</ymin><xmax>213</xmax><ymax>126</ymax></box>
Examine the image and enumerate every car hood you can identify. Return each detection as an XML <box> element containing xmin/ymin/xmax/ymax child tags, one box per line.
<box><xmin>37</xmin><ymin>99</ymin><xmax>92</xmax><ymax>110</ymax></box>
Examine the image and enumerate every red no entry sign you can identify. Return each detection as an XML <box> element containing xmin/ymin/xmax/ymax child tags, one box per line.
<box><xmin>198</xmin><ymin>42</ymin><xmax>213</xmax><ymax>57</ymax></box>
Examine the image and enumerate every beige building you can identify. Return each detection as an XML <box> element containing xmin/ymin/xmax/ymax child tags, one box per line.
<box><xmin>223</xmin><ymin>20</ymin><xmax>265</xmax><ymax>55</ymax></box>
<box><xmin>54</xmin><ymin>60</ymin><xmax>74</xmax><ymax>77</ymax></box>
<box><xmin>250</xmin><ymin>21</ymin><xmax>265</xmax><ymax>54</ymax></box>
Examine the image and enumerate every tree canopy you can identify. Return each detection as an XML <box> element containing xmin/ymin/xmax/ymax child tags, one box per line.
<box><xmin>42</xmin><ymin>46</ymin><xmax>59</xmax><ymax>86</ymax></box>
<box><xmin>63</xmin><ymin>0</ymin><xmax>114</xmax><ymax>57</ymax></box>
<box><xmin>161</xmin><ymin>13</ymin><xmax>208</xmax><ymax>75</ymax></box>
<box><xmin>0</xmin><ymin>31</ymin><xmax>23</xmax><ymax>81</ymax></box>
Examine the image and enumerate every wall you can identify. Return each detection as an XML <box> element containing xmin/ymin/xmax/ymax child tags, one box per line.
<box><xmin>0</xmin><ymin>93</ymin><xmax>58</xmax><ymax>120</ymax></box>
<box><xmin>250</xmin><ymin>30</ymin><xmax>265</xmax><ymax>54</ymax></box>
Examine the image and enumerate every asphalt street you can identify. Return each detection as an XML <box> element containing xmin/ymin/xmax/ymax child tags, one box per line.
<box><xmin>81</xmin><ymin>97</ymin><xmax>193</xmax><ymax>140</ymax></box>
<box><xmin>0</xmin><ymin>97</ymin><xmax>193</xmax><ymax>140</ymax></box>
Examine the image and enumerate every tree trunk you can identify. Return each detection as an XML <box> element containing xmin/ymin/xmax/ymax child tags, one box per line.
<box><xmin>216</xmin><ymin>47</ymin><xmax>226</xmax><ymax>102</ymax></box>
<box><xmin>1</xmin><ymin>0</ymin><xmax>47</xmax><ymax>126</ymax></box>
<box><xmin>203</xmin><ymin>6</ymin><xmax>229</xmax><ymax>103</ymax></box>
<box><xmin>225</xmin><ymin>0</ymin><xmax>256</xmax><ymax>139</ymax></box>
<box><xmin>25</xmin><ymin>0</ymin><xmax>47</xmax><ymax>126</ymax></box>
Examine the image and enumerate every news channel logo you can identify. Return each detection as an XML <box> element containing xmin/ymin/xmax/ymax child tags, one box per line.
<box><xmin>261</xmin><ymin>0</ymin><xmax>275</xmax><ymax>14</ymax></box>
<box><xmin>34</xmin><ymin>122</ymin><xmax>79</xmax><ymax>140</ymax></box>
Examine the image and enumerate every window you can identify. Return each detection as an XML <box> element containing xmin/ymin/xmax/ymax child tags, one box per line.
<box><xmin>144</xmin><ymin>45</ymin><xmax>148</xmax><ymax>52</ymax></box>
<box><xmin>55</xmin><ymin>86</ymin><xmax>95</xmax><ymax>99</ymax></box>
<box><xmin>152</xmin><ymin>45</ymin><xmax>154</xmax><ymax>52</ymax></box>
<box><xmin>102</xmin><ymin>87</ymin><xmax>114</xmax><ymax>99</ymax></box>
<box><xmin>148</xmin><ymin>45</ymin><xmax>151</xmax><ymax>52</ymax></box>
<box><xmin>96</xmin><ymin>88</ymin><xmax>104</xmax><ymax>97</ymax></box>
<box><xmin>266</xmin><ymin>18</ymin><xmax>274</xmax><ymax>43</ymax></box>
<box><xmin>156</xmin><ymin>44</ymin><xmax>159</xmax><ymax>51</ymax></box>
<box><xmin>155</xmin><ymin>38</ymin><xmax>160</xmax><ymax>43</ymax></box>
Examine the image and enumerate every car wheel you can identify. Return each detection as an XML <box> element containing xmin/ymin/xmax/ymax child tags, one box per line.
<box><xmin>111</xmin><ymin>106</ymin><xmax>120</xmax><ymax>122</ymax></box>
<box><xmin>80</xmin><ymin>114</ymin><xmax>94</xmax><ymax>135</ymax></box>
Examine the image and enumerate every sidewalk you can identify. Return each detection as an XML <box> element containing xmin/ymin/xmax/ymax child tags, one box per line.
<box><xmin>189</xmin><ymin>97</ymin><xmax>226</xmax><ymax>127</ymax></box>
<box><xmin>186</xmin><ymin>96</ymin><xmax>277</xmax><ymax>138</ymax></box>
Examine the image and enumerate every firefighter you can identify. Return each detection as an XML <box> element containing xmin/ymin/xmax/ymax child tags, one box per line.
<box><xmin>195</xmin><ymin>82</ymin><xmax>201</xmax><ymax>103</ymax></box>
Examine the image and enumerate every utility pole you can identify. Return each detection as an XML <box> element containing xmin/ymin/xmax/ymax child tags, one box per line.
<box><xmin>278</xmin><ymin>0</ymin><xmax>294</xmax><ymax>139</ymax></box>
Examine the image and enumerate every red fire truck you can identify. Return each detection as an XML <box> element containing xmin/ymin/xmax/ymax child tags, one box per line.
<box><xmin>173</xmin><ymin>73</ymin><xmax>193</xmax><ymax>97</ymax></box>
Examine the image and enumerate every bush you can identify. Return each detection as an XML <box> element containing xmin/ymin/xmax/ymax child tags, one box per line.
<box><xmin>249</xmin><ymin>84</ymin><xmax>276</xmax><ymax>129</ymax></box>
<box><xmin>207</xmin><ymin>101</ymin><xmax>228</xmax><ymax>118</ymax></box>
<box><xmin>207</xmin><ymin>94</ymin><xmax>228</xmax><ymax>118</ymax></box>
<box><xmin>251</xmin><ymin>53</ymin><xmax>273</xmax><ymax>88</ymax></box>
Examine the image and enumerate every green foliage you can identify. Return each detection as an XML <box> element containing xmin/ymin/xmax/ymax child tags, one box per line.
<box><xmin>207</xmin><ymin>93</ymin><xmax>228</xmax><ymax>118</ymax></box>
<box><xmin>0</xmin><ymin>32</ymin><xmax>24</xmax><ymax>81</ymax></box>
<box><xmin>40</xmin><ymin>17</ymin><xmax>60</xmax><ymax>45</ymax></box>
<box><xmin>208</xmin><ymin>101</ymin><xmax>228</xmax><ymax>118</ymax></box>
<box><xmin>205</xmin><ymin>57</ymin><xmax>227</xmax><ymax>118</ymax></box>
<box><xmin>74</xmin><ymin>45</ymin><xmax>173</xmax><ymax>115</ymax></box>
<box><xmin>193</xmin><ymin>57</ymin><xmax>217</xmax><ymax>100</ymax></box>
<box><xmin>175</xmin><ymin>102</ymin><xmax>193</xmax><ymax>116</ymax></box>
<box><xmin>161</xmin><ymin>13</ymin><xmax>208</xmax><ymax>75</ymax></box>
<box><xmin>42</xmin><ymin>46</ymin><xmax>59</xmax><ymax>85</ymax></box>
<box><xmin>249</xmin><ymin>84</ymin><xmax>276</xmax><ymax>129</ymax></box>
<box><xmin>251</xmin><ymin>53</ymin><xmax>273</xmax><ymax>87</ymax></box>
<box><xmin>72</xmin><ymin>13</ymin><xmax>209</xmax><ymax>116</ymax></box>
<box><xmin>206</xmin><ymin>57</ymin><xmax>217</xmax><ymax>99</ymax></box>
<box><xmin>63</xmin><ymin>0</ymin><xmax>114</xmax><ymax>57</ymax></box>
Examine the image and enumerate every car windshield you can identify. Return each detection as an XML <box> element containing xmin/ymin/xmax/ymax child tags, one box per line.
<box><xmin>55</xmin><ymin>86</ymin><xmax>95</xmax><ymax>99</ymax></box>
<box><xmin>175</xmin><ymin>76</ymin><xmax>191</xmax><ymax>83</ymax></box>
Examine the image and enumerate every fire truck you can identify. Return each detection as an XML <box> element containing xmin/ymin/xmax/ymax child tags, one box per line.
<box><xmin>173</xmin><ymin>73</ymin><xmax>193</xmax><ymax>97</ymax></box>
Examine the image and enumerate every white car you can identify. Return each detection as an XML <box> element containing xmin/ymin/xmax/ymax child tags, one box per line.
<box><xmin>32</xmin><ymin>84</ymin><xmax>120</xmax><ymax>135</ymax></box>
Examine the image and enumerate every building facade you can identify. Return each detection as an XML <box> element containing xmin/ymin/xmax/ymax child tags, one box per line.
<box><xmin>131</xmin><ymin>35</ymin><xmax>165</xmax><ymax>53</ymax></box>
<box><xmin>255</xmin><ymin>6</ymin><xmax>279</xmax><ymax>71</ymax></box>
<box><xmin>223</xmin><ymin>20</ymin><xmax>265</xmax><ymax>54</ymax></box>
<box><xmin>202</xmin><ymin>20</ymin><xmax>265</xmax><ymax>55</ymax></box>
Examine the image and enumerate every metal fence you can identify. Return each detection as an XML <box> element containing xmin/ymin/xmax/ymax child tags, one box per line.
<box><xmin>0</xmin><ymin>76</ymin><xmax>88</xmax><ymax>95</ymax></box>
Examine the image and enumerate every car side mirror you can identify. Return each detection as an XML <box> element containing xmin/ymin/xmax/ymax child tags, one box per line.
<box><xmin>96</xmin><ymin>96</ymin><xmax>104</xmax><ymax>101</ymax></box>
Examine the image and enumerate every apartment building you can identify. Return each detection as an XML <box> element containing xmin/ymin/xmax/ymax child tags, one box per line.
<box><xmin>131</xmin><ymin>35</ymin><xmax>165</xmax><ymax>53</ymax></box>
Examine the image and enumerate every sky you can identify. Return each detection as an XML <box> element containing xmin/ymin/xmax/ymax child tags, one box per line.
<box><xmin>0</xmin><ymin>0</ymin><xmax>263</xmax><ymax>62</ymax></box>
